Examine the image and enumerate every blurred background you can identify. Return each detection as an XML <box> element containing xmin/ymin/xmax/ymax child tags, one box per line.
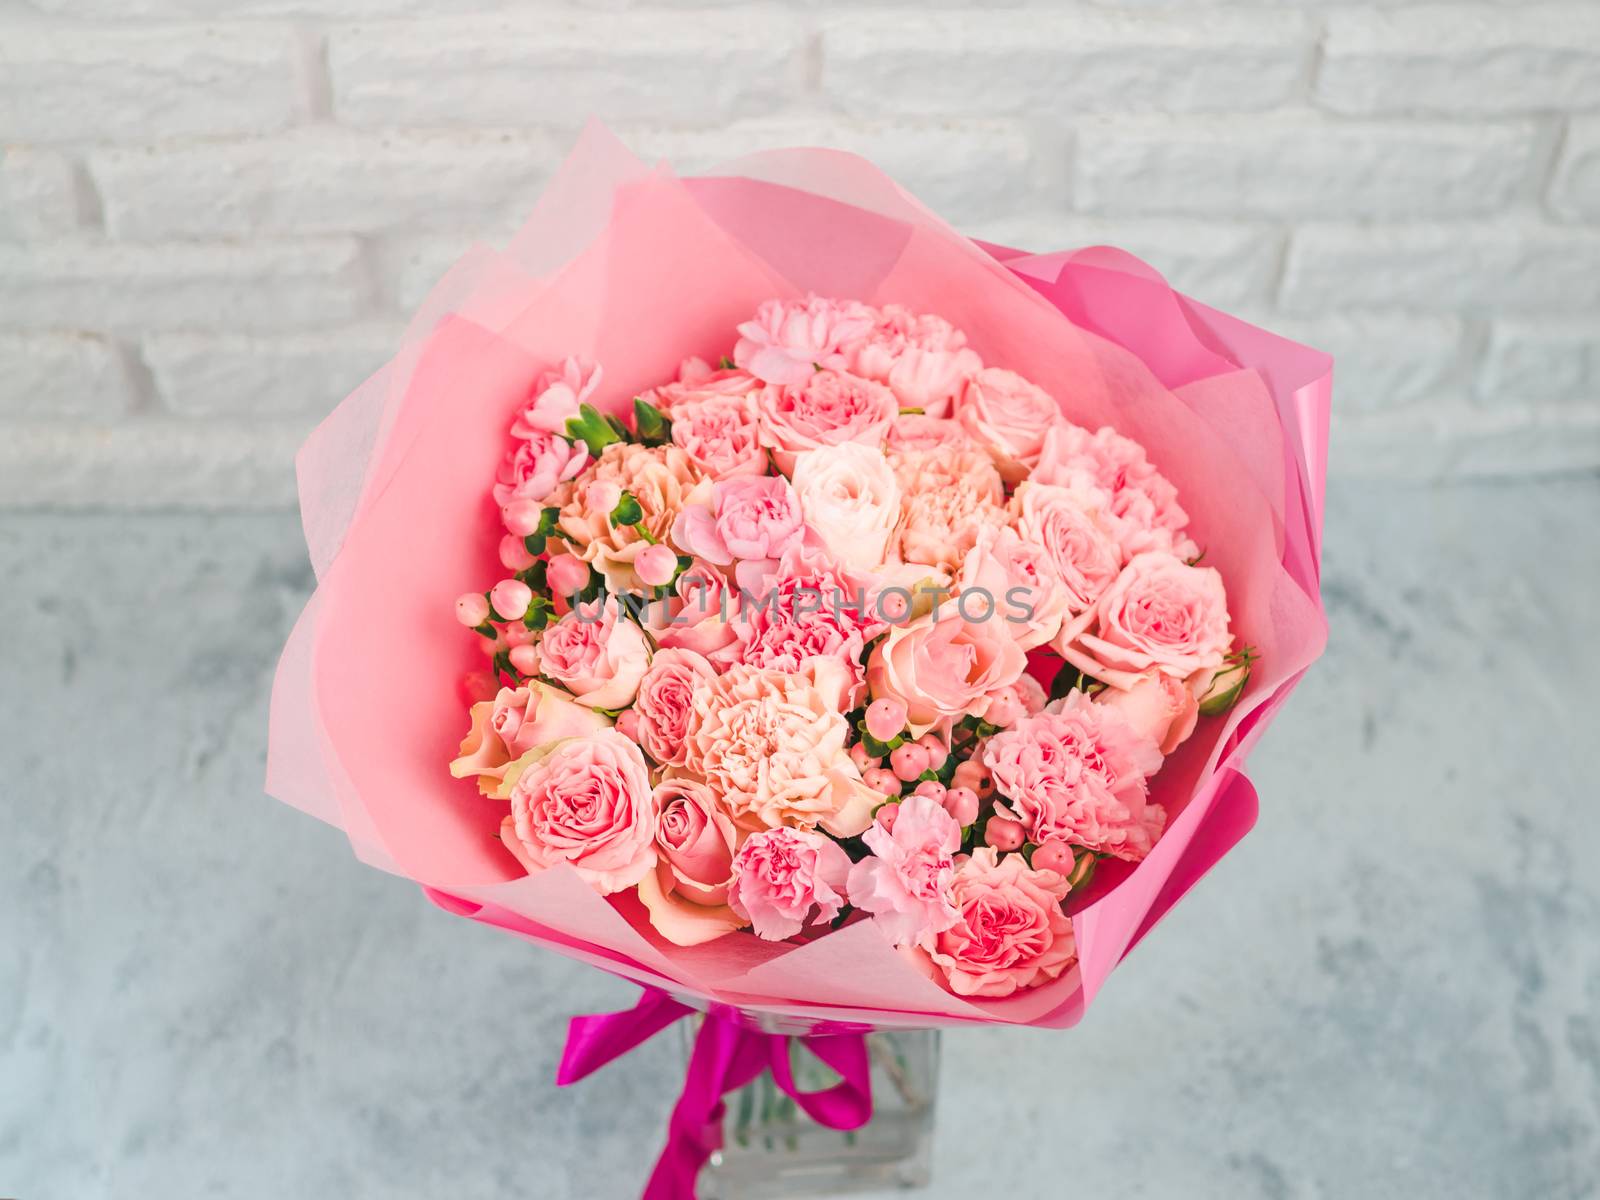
<box><xmin>2</xmin><ymin>2</ymin><xmax>1596</xmax><ymax>1198</ymax></box>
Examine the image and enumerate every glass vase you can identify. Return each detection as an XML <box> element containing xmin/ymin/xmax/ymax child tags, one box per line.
<box><xmin>681</xmin><ymin>1023</ymin><xmax>941</xmax><ymax>1199</ymax></box>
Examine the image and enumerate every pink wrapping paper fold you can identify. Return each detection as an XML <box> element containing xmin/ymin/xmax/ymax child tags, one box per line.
<box><xmin>266</xmin><ymin>122</ymin><xmax>1330</xmax><ymax>1032</ymax></box>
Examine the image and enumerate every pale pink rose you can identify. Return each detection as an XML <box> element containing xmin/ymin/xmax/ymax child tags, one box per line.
<box><xmin>1095</xmin><ymin>668</ymin><xmax>1202</xmax><ymax>756</ymax></box>
<box><xmin>958</xmin><ymin>524</ymin><xmax>1068</xmax><ymax>652</ymax></box>
<box><xmin>723</xmin><ymin>542</ymin><xmax>885</xmax><ymax>705</ymax></box>
<box><xmin>632</xmin><ymin>647</ymin><xmax>717</xmax><ymax>766</ymax></box>
<box><xmin>682</xmin><ymin>662</ymin><xmax>878</xmax><ymax>837</ymax></box>
<box><xmin>847</xmin><ymin>794</ymin><xmax>962</xmax><ymax>947</ymax></box>
<box><xmin>1010</xmin><ymin>481</ymin><xmax>1121</xmax><ymax>616</ymax></box>
<box><xmin>492</xmin><ymin>432</ymin><xmax>589</xmax><ymax>510</ymax></box>
<box><xmin>1032</xmin><ymin>423</ymin><xmax>1196</xmax><ymax>562</ymax></box>
<box><xmin>671</xmin><ymin>475</ymin><xmax>806</xmax><ymax>572</ymax></box>
<box><xmin>511</xmin><ymin>357</ymin><xmax>603</xmax><ymax>438</ymax></box>
<box><xmin>885</xmin><ymin>415</ymin><xmax>978</xmax><ymax>454</ymax></box>
<box><xmin>955</xmin><ymin>367</ymin><xmax>1060</xmax><ymax>482</ymax></box>
<box><xmin>653</xmin><ymin>558</ymin><xmax>742</xmax><ymax>657</ymax></box>
<box><xmin>845</xmin><ymin>304</ymin><xmax>983</xmax><ymax>418</ymax></box>
<box><xmin>537</xmin><ymin>594</ymin><xmax>651</xmax><ymax>710</ymax></box>
<box><xmin>867</xmin><ymin>606</ymin><xmax>1027</xmax><ymax>733</ymax></box>
<box><xmin>496</xmin><ymin>728</ymin><xmax>656</xmax><ymax>894</ymax></box>
<box><xmin>983</xmin><ymin>691</ymin><xmax>1166</xmax><ymax>861</ymax></box>
<box><xmin>727</xmin><ymin>826</ymin><xmax>853</xmax><ymax>941</ymax></box>
<box><xmin>1055</xmin><ymin>551</ymin><xmax>1232</xmax><ymax>690</ymax></box>
<box><xmin>920</xmin><ymin>848</ymin><xmax>1075</xmax><ymax>997</ymax></box>
<box><xmin>734</xmin><ymin>295</ymin><xmax>878</xmax><ymax>386</ymax></box>
<box><xmin>757</xmin><ymin>369</ymin><xmax>898</xmax><ymax>474</ymax></box>
<box><xmin>669</xmin><ymin>392</ymin><xmax>768</xmax><ymax>478</ymax></box>
<box><xmin>557</xmin><ymin>443</ymin><xmax>704</xmax><ymax>591</ymax></box>
<box><xmin>450</xmin><ymin>682</ymin><xmax>613</xmax><ymax>792</ymax></box>
<box><xmin>636</xmin><ymin>774</ymin><xmax>746</xmax><ymax>946</ymax></box>
<box><xmin>790</xmin><ymin>443</ymin><xmax>901</xmax><ymax>571</ymax></box>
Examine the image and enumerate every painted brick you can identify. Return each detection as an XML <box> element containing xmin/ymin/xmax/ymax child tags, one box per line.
<box><xmin>1477</xmin><ymin>320</ymin><xmax>1598</xmax><ymax>405</ymax></box>
<box><xmin>143</xmin><ymin>327</ymin><xmax>401</xmax><ymax>418</ymax></box>
<box><xmin>1550</xmin><ymin>118</ymin><xmax>1600</xmax><ymax>222</ymax></box>
<box><xmin>1257</xmin><ymin>312</ymin><xmax>1467</xmax><ymax>411</ymax></box>
<box><xmin>0</xmin><ymin>333</ymin><xmax>137</xmax><ymax>419</ymax></box>
<box><xmin>1</xmin><ymin>149</ymin><xmax>86</xmax><ymax>241</ymax></box>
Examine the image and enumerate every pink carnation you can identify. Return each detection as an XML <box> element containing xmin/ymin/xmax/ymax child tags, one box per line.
<box><xmin>631</xmin><ymin>647</ymin><xmax>717</xmax><ymax>767</ymax></box>
<box><xmin>920</xmin><ymin>848</ymin><xmax>1076</xmax><ymax>997</ymax></box>
<box><xmin>670</xmin><ymin>392</ymin><xmax>768</xmax><ymax>478</ymax></box>
<box><xmin>846</xmin><ymin>304</ymin><xmax>983</xmax><ymax>418</ymax></box>
<box><xmin>492</xmin><ymin>432</ymin><xmax>589</xmax><ymax>510</ymax></box>
<box><xmin>727</xmin><ymin>826</ymin><xmax>853</xmax><ymax>941</ymax></box>
<box><xmin>757</xmin><ymin>369</ymin><xmax>898</xmax><ymax>474</ymax></box>
<box><xmin>847</xmin><ymin>795</ymin><xmax>962</xmax><ymax>947</ymax></box>
<box><xmin>884</xmin><ymin>414</ymin><xmax>977</xmax><ymax>454</ymax></box>
<box><xmin>982</xmin><ymin>692</ymin><xmax>1166</xmax><ymax>862</ymax></box>
<box><xmin>671</xmin><ymin>475</ymin><xmax>806</xmax><ymax>584</ymax></box>
<box><xmin>497</xmin><ymin>728</ymin><xmax>656</xmax><ymax>894</ymax></box>
<box><xmin>511</xmin><ymin>357</ymin><xmax>603</xmax><ymax>438</ymax></box>
<box><xmin>1032</xmin><ymin>423</ymin><xmax>1197</xmax><ymax>562</ymax></box>
<box><xmin>734</xmin><ymin>295</ymin><xmax>877</xmax><ymax>386</ymax></box>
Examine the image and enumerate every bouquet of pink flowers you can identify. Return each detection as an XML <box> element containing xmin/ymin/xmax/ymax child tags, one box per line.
<box><xmin>267</xmin><ymin>124</ymin><xmax>1329</xmax><ymax>1198</ymax></box>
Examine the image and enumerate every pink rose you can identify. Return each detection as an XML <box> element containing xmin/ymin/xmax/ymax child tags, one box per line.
<box><xmin>867</xmin><ymin>606</ymin><xmax>1027</xmax><ymax>733</ymax></box>
<box><xmin>1010</xmin><ymin>481</ymin><xmax>1121</xmax><ymax>616</ymax></box>
<box><xmin>957</xmin><ymin>524</ymin><xmax>1068</xmax><ymax>652</ymax></box>
<box><xmin>497</xmin><ymin>728</ymin><xmax>656</xmax><ymax>894</ymax></box>
<box><xmin>671</xmin><ymin>476</ymin><xmax>806</xmax><ymax>577</ymax></box>
<box><xmin>450</xmin><ymin>682</ymin><xmax>613</xmax><ymax>792</ymax></box>
<box><xmin>734</xmin><ymin>295</ymin><xmax>877</xmax><ymax>386</ymax></box>
<box><xmin>683</xmin><ymin>662</ymin><xmax>878</xmax><ymax>837</ymax></box>
<box><xmin>669</xmin><ymin>392</ymin><xmax>768</xmax><ymax>478</ymax></box>
<box><xmin>885</xmin><ymin>414</ymin><xmax>976</xmax><ymax>454</ymax></box>
<box><xmin>847</xmin><ymin>794</ymin><xmax>962</xmax><ymax>947</ymax></box>
<box><xmin>1055</xmin><ymin>551</ymin><xmax>1232</xmax><ymax>690</ymax></box>
<box><xmin>920</xmin><ymin>848</ymin><xmax>1075</xmax><ymax>997</ymax></box>
<box><xmin>640</xmin><ymin>362</ymin><xmax>762</xmax><ymax>414</ymax></box>
<box><xmin>636</xmin><ymin>774</ymin><xmax>746</xmax><ymax>946</ymax></box>
<box><xmin>510</xmin><ymin>357</ymin><xmax>603</xmax><ymax>438</ymax></box>
<box><xmin>632</xmin><ymin>647</ymin><xmax>717</xmax><ymax>766</ymax></box>
<box><xmin>537</xmin><ymin>595</ymin><xmax>652</xmax><ymax>710</ymax></box>
<box><xmin>955</xmin><ymin>367</ymin><xmax>1061</xmax><ymax>483</ymax></box>
<box><xmin>790</xmin><ymin>443</ymin><xmax>901</xmax><ymax>572</ymax></box>
<box><xmin>757</xmin><ymin>369</ymin><xmax>898</xmax><ymax>475</ymax></box>
<box><xmin>727</xmin><ymin>826</ymin><xmax>853</xmax><ymax>941</ymax></box>
<box><xmin>1095</xmin><ymin>668</ymin><xmax>1202</xmax><ymax>756</ymax></box>
<box><xmin>983</xmin><ymin>692</ymin><xmax>1166</xmax><ymax>862</ymax></box>
<box><xmin>1033</xmin><ymin>423</ymin><xmax>1196</xmax><ymax>562</ymax></box>
<box><xmin>492</xmin><ymin>432</ymin><xmax>589</xmax><ymax>511</ymax></box>
<box><xmin>653</xmin><ymin>558</ymin><xmax>742</xmax><ymax>658</ymax></box>
<box><xmin>846</xmin><ymin>304</ymin><xmax>983</xmax><ymax>418</ymax></box>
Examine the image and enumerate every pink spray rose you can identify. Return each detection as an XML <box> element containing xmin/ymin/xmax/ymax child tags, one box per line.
<box><xmin>1095</xmin><ymin>667</ymin><xmax>1203</xmax><ymax>756</ymax></box>
<box><xmin>733</xmin><ymin>295</ymin><xmax>877</xmax><ymax>386</ymax></box>
<box><xmin>847</xmin><ymin>794</ymin><xmax>963</xmax><ymax>947</ymax></box>
<box><xmin>867</xmin><ymin>605</ymin><xmax>1027</xmax><ymax>733</ymax></box>
<box><xmin>955</xmin><ymin>367</ymin><xmax>1061</xmax><ymax>482</ymax></box>
<box><xmin>632</xmin><ymin>647</ymin><xmax>717</xmax><ymax>767</ymax></box>
<box><xmin>957</xmin><ymin>524</ymin><xmax>1069</xmax><ymax>652</ymax></box>
<box><xmin>496</xmin><ymin>728</ymin><xmax>656</xmax><ymax>894</ymax></box>
<box><xmin>885</xmin><ymin>414</ymin><xmax>978</xmax><ymax>454</ymax></box>
<box><xmin>510</xmin><ymin>357</ymin><xmax>603</xmax><ymax>438</ymax></box>
<box><xmin>537</xmin><ymin>594</ymin><xmax>652</xmax><ymax>710</ymax></box>
<box><xmin>682</xmin><ymin>661</ymin><xmax>879</xmax><ymax>837</ymax></box>
<box><xmin>492</xmin><ymin>432</ymin><xmax>589</xmax><ymax>510</ymax></box>
<box><xmin>846</xmin><ymin>304</ymin><xmax>983</xmax><ymax>418</ymax></box>
<box><xmin>1032</xmin><ymin>423</ymin><xmax>1197</xmax><ymax>562</ymax></box>
<box><xmin>636</xmin><ymin>774</ymin><xmax>746</xmax><ymax>946</ymax></box>
<box><xmin>450</xmin><ymin>682</ymin><xmax>613</xmax><ymax>792</ymax></box>
<box><xmin>1010</xmin><ymin>481</ymin><xmax>1122</xmax><ymax>616</ymax></box>
<box><xmin>983</xmin><ymin>691</ymin><xmax>1166</xmax><ymax>861</ymax></box>
<box><xmin>671</xmin><ymin>475</ymin><xmax>806</xmax><ymax>575</ymax></box>
<box><xmin>639</xmin><ymin>362</ymin><xmax>762</xmax><ymax>415</ymax></box>
<box><xmin>1055</xmin><ymin>550</ymin><xmax>1232</xmax><ymax>690</ymax></box>
<box><xmin>790</xmin><ymin>443</ymin><xmax>901</xmax><ymax>572</ymax></box>
<box><xmin>669</xmin><ymin>392</ymin><xmax>768</xmax><ymax>478</ymax></box>
<box><xmin>727</xmin><ymin>826</ymin><xmax>853</xmax><ymax>941</ymax></box>
<box><xmin>653</xmin><ymin>558</ymin><xmax>741</xmax><ymax>658</ymax></box>
<box><xmin>920</xmin><ymin>848</ymin><xmax>1076</xmax><ymax>998</ymax></box>
<box><xmin>757</xmin><ymin>369</ymin><xmax>898</xmax><ymax>474</ymax></box>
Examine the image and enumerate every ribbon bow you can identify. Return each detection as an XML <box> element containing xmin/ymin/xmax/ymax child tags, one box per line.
<box><xmin>557</xmin><ymin>987</ymin><xmax>874</xmax><ymax>1199</ymax></box>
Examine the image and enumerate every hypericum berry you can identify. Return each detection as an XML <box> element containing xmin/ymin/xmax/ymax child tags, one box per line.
<box><xmin>635</xmin><ymin>541</ymin><xmax>678</xmax><ymax>587</ymax></box>
<box><xmin>455</xmin><ymin>592</ymin><xmax>490</xmax><ymax>627</ymax></box>
<box><xmin>547</xmin><ymin>553</ymin><xmax>590</xmax><ymax>597</ymax></box>
<box><xmin>889</xmin><ymin>742</ymin><xmax>929</xmax><ymax>782</ymax></box>
<box><xmin>875</xmin><ymin>801</ymin><xmax>900</xmax><ymax>833</ymax></box>
<box><xmin>489</xmin><ymin>579</ymin><xmax>533</xmax><ymax>621</ymax></box>
<box><xmin>585</xmin><ymin>480</ymin><xmax>622</xmax><ymax>515</ymax></box>
<box><xmin>942</xmin><ymin>786</ymin><xmax>979</xmax><ymax>827</ymax></box>
<box><xmin>915</xmin><ymin>733</ymin><xmax>948</xmax><ymax>771</ymax></box>
<box><xmin>848</xmin><ymin>742</ymin><xmax>879</xmax><ymax>771</ymax></box>
<box><xmin>501</xmin><ymin>499</ymin><xmax>543</xmax><ymax>537</ymax></box>
<box><xmin>864</xmin><ymin>697</ymin><xmax>907</xmax><ymax>743</ymax></box>
<box><xmin>983</xmin><ymin>815</ymin><xmax>1025</xmax><ymax>852</ymax></box>
<box><xmin>499</xmin><ymin>534</ymin><xmax>538</xmax><ymax>572</ymax></box>
<box><xmin>508</xmin><ymin>643</ymin><xmax>540</xmax><ymax>676</ymax></box>
<box><xmin>1031</xmin><ymin>838</ymin><xmax>1074</xmax><ymax>875</ymax></box>
<box><xmin>951</xmin><ymin>759</ymin><xmax>992</xmax><ymax>796</ymax></box>
<box><xmin>913</xmin><ymin>780</ymin><xmax>947</xmax><ymax>802</ymax></box>
<box><xmin>863</xmin><ymin>766</ymin><xmax>900</xmax><ymax>796</ymax></box>
<box><xmin>615</xmin><ymin>709</ymin><xmax>641</xmax><ymax>741</ymax></box>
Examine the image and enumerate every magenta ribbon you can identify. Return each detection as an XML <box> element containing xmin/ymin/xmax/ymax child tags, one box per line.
<box><xmin>557</xmin><ymin>988</ymin><xmax>874</xmax><ymax>1199</ymax></box>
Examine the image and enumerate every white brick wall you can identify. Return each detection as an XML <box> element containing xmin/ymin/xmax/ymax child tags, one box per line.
<box><xmin>1</xmin><ymin>1</ymin><xmax>1597</xmax><ymax>509</ymax></box>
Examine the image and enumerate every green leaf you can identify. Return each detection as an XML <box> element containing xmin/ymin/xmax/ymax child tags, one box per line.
<box><xmin>610</xmin><ymin>492</ymin><xmax>643</xmax><ymax>526</ymax></box>
<box><xmin>565</xmin><ymin>403</ymin><xmax>623</xmax><ymax>457</ymax></box>
<box><xmin>521</xmin><ymin>532</ymin><xmax>547</xmax><ymax>556</ymax></box>
<box><xmin>717</xmin><ymin>355</ymin><xmax>735</xmax><ymax>370</ymax></box>
<box><xmin>632</xmin><ymin>396</ymin><xmax>672</xmax><ymax>447</ymax></box>
<box><xmin>1048</xmin><ymin>663</ymin><xmax>1088</xmax><ymax>703</ymax></box>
